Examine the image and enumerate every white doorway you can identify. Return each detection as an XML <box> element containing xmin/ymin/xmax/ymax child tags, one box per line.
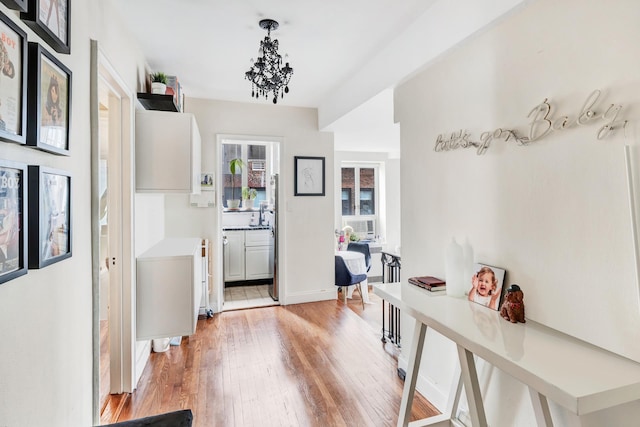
<box><xmin>216</xmin><ymin>135</ymin><xmax>282</xmax><ymax>312</ymax></box>
<box><xmin>90</xmin><ymin>41</ymin><xmax>136</xmax><ymax>424</ymax></box>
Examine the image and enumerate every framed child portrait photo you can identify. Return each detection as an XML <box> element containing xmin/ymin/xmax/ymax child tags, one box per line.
<box><xmin>467</xmin><ymin>263</ymin><xmax>506</xmax><ymax>311</ymax></box>
<box><xmin>26</xmin><ymin>42</ymin><xmax>72</xmax><ymax>155</ymax></box>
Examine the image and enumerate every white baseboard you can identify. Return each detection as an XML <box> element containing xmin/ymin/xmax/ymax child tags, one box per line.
<box><xmin>398</xmin><ymin>354</ymin><xmax>449</xmax><ymax>411</ymax></box>
<box><xmin>282</xmin><ymin>288</ymin><xmax>337</xmax><ymax>305</ymax></box>
<box><xmin>134</xmin><ymin>340</ymin><xmax>151</xmax><ymax>389</ymax></box>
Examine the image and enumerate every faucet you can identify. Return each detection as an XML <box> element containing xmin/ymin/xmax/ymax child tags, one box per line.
<box><xmin>258</xmin><ymin>202</ymin><xmax>265</xmax><ymax>226</ymax></box>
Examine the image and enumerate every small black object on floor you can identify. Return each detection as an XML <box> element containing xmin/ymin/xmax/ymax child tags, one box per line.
<box><xmin>98</xmin><ymin>409</ymin><xmax>193</xmax><ymax>427</ymax></box>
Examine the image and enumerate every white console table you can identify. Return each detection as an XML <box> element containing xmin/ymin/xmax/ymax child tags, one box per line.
<box><xmin>373</xmin><ymin>282</ymin><xmax>640</xmax><ymax>427</ymax></box>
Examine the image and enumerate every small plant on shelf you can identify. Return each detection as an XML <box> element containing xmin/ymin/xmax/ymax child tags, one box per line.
<box><xmin>241</xmin><ymin>186</ymin><xmax>258</xmax><ymax>209</ymax></box>
<box><xmin>241</xmin><ymin>187</ymin><xmax>258</xmax><ymax>200</ymax></box>
<box><xmin>150</xmin><ymin>72</ymin><xmax>168</xmax><ymax>94</ymax></box>
<box><xmin>150</xmin><ymin>72</ymin><xmax>167</xmax><ymax>84</ymax></box>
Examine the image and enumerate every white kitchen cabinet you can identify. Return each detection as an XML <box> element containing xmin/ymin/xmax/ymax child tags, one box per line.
<box><xmin>136</xmin><ymin>238</ymin><xmax>202</xmax><ymax>340</ymax></box>
<box><xmin>245</xmin><ymin>229</ymin><xmax>273</xmax><ymax>280</ymax></box>
<box><xmin>223</xmin><ymin>230</ymin><xmax>245</xmax><ymax>281</ymax></box>
<box><xmin>135</xmin><ymin>110</ymin><xmax>201</xmax><ymax>193</ymax></box>
<box><xmin>223</xmin><ymin>229</ymin><xmax>274</xmax><ymax>282</ymax></box>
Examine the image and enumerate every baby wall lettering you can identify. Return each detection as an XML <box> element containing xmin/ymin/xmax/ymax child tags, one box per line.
<box><xmin>434</xmin><ymin>90</ymin><xmax>629</xmax><ymax>155</ymax></box>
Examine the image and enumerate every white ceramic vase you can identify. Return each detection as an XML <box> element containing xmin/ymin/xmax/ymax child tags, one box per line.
<box><xmin>243</xmin><ymin>199</ymin><xmax>254</xmax><ymax>209</ymax></box>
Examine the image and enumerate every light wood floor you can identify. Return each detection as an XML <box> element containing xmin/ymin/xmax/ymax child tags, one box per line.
<box><xmin>101</xmin><ymin>292</ymin><xmax>439</xmax><ymax>426</ymax></box>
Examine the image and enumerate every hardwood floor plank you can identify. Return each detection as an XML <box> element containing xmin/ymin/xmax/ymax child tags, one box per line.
<box><xmin>104</xmin><ymin>295</ymin><xmax>439</xmax><ymax>426</ymax></box>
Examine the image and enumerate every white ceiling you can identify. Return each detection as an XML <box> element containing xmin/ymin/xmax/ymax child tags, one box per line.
<box><xmin>110</xmin><ymin>0</ymin><xmax>528</xmax><ymax>152</ymax></box>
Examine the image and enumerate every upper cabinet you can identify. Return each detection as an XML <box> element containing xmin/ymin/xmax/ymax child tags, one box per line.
<box><xmin>135</xmin><ymin>110</ymin><xmax>201</xmax><ymax>193</ymax></box>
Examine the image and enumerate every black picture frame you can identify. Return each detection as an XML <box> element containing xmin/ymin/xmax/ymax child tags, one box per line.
<box><xmin>294</xmin><ymin>156</ymin><xmax>325</xmax><ymax>196</ymax></box>
<box><xmin>27</xmin><ymin>165</ymin><xmax>71</xmax><ymax>268</ymax></box>
<box><xmin>0</xmin><ymin>159</ymin><xmax>27</xmax><ymax>284</ymax></box>
<box><xmin>26</xmin><ymin>42</ymin><xmax>71</xmax><ymax>155</ymax></box>
<box><xmin>0</xmin><ymin>9</ymin><xmax>28</xmax><ymax>145</ymax></box>
<box><xmin>0</xmin><ymin>0</ymin><xmax>27</xmax><ymax>12</ymax></box>
<box><xmin>21</xmin><ymin>0</ymin><xmax>69</xmax><ymax>54</ymax></box>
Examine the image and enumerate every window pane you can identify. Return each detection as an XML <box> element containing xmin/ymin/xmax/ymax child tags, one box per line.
<box><xmin>360</xmin><ymin>168</ymin><xmax>375</xmax><ymax>215</ymax></box>
<box><xmin>360</xmin><ymin>189</ymin><xmax>374</xmax><ymax>215</ymax></box>
<box><xmin>248</xmin><ymin>144</ymin><xmax>266</xmax><ymax>189</ymax></box>
<box><xmin>341</xmin><ymin>168</ymin><xmax>355</xmax><ymax>215</ymax></box>
<box><xmin>222</xmin><ymin>144</ymin><xmax>242</xmax><ymax>206</ymax></box>
<box><xmin>341</xmin><ymin>189</ymin><xmax>352</xmax><ymax>215</ymax></box>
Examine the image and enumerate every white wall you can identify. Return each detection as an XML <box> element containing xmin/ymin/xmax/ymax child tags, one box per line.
<box><xmin>0</xmin><ymin>1</ymin><xmax>147</xmax><ymax>425</ymax></box>
<box><xmin>163</xmin><ymin>98</ymin><xmax>336</xmax><ymax>307</ymax></box>
<box><xmin>395</xmin><ymin>0</ymin><xmax>640</xmax><ymax>425</ymax></box>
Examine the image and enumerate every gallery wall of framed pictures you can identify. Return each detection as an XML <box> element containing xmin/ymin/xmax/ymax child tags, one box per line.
<box><xmin>0</xmin><ymin>0</ymin><xmax>73</xmax><ymax>283</ymax></box>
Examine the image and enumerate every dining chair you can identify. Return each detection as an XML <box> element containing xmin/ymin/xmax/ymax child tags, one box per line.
<box><xmin>347</xmin><ymin>241</ymin><xmax>371</xmax><ymax>272</ymax></box>
<box><xmin>335</xmin><ymin>255</ymin><xmax>367</xmax><ymax>309</ymax></box>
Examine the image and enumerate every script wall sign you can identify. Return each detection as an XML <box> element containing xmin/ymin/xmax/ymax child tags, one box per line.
<box><xmin>434</xmin><ymin>90</ymin><xmax>629</xmax><ymax>155</ymax></box>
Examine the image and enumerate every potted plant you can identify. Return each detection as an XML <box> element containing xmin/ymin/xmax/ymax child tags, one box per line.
<box><xmin>227</xmin><ymin>158</ymin><xmax>244</xmax><ymax>209</ymax></box>
<box><xmin>241</xmin><ymin>187</ymin><xmax>258</xmax><ymax>209</ymax></box>
<box><xmin>150</xmin><ymin>72</ymin><xmax>168</xmax><ymax>94</ymax></box>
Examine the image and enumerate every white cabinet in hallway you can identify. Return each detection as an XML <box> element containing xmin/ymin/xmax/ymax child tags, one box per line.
<box><xmin>135</xmin><ymin>110</ymin><xmax>201</xmax><ymax>193</ymax></box>
<box><xmin>136</xmin><ymin>238</ymin><xmax>202</xmax><ymax>340</ymax></box>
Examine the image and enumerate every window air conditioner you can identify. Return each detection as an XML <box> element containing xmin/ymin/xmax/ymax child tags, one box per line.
<box><xmin>250</xmin><ymin>160</ymin><xmax>266</xmax><ymax>171</ymax></box>
<box><xmin>343</xmin><ymin>218</ymin><xmax>376</xmax><ymax>240</ymax></box>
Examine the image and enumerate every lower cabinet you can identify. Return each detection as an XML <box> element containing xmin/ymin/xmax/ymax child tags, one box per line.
<box><xmin>136</xmin><ymin>238</ymin><xmax>202</xmax><ymax>340</ymax></box>
<box><xmin>223</xmin><ymin>231</ymin><xmax>246</xmax><ymax>281</ymax></box>
<box><xmin>245</xmin><ymin>246</ymin><xmax>273</xmax><ymax>279</ymax></box>
<box><xmin>224</xmin><ymin>229</ymin><xmax>273</xmax><ymax>282</ymax></box>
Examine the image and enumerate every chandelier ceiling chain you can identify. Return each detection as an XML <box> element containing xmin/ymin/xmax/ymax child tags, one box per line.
<box><xmin>245</xmin><ymin>19</ymin><xmax>293</xmax><ymax>104</ymax></box>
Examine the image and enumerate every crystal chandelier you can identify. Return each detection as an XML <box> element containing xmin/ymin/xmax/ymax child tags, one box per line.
<box><xmin>245</xmin><ymin>19</ymin><xmax>293</xmax><ymax>104</ymax></box>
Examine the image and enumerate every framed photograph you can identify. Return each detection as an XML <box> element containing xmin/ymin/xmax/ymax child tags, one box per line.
<box><xmin>200</xmin><ymin>172</ymin><xmax>214</xmax><ymax>191</ymax></box>
<box><xmin>28</xmin><ymin>165</ymin><xmax>71</xmax><ymax>268</ymax></box>
<box><xmin>0</xmin><ymin>0</ymin><xmax>27</xmax><ymax>13</ymax></box>
<box><xmin>26</xmin><ymin>42</ymin><xmax>71</xmax><ymax>155</ymax></box>
<box><xmin>21</xmin><ymin>0</ymin><xmax>70</xmax><ymax>54</ymax></box>
<box><xmin>467</xmin><ymin>263</ymin><xmax>506</xmax><ymax>311</ymax></box>
<box><xmin>0</xmin><ymin>10</ymin><xmax>28</xmax><ymax>145</ymax></box>
<box><xmin>0</xmin><ymin>159</ymin><xmax>27</xmax><ymax>284</ymax></box>
<box><xmin>294</xmin><ymin>156</ymin><xmax>325</xmax><ymax>196</ymax></box>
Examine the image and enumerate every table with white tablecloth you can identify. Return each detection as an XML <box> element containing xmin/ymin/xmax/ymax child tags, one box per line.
<box><xmin>335</xmin><ymin>250</ymin><xmax>371</xmax><ymax>303</ymax></box>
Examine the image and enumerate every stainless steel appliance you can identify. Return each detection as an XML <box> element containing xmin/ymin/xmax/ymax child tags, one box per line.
<box><xmin>269</xmin><ymin>174</ymin><xmax>279</xmax><ymax>300</ymax></box>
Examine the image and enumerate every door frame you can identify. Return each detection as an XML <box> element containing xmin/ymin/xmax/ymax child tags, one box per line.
<box><xmin>90</xmin><ymin>40</ymin><xmax>136</xmax><ymax>423</ymax></box>
<box><xmin>215</xmin><ymin>135</ymin><xmax>284</xmax><ymax>312</ymax></box>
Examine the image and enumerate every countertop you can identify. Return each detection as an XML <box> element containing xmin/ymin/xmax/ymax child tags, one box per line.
<box><xmin>222</xmin><ymin>225</ymin><xmax>272</xmax><ymax>231</ymax></box>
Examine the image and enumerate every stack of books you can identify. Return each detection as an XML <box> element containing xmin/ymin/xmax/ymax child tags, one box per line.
<box><xmin>165</xmin><ymin>75</ymin><xmax>184</xmax><ymax>112</ymax></box>
<box><xmin>408</xmin><ymin>276</ymin><xmax>446</xmax><ymax>292</ymax></box>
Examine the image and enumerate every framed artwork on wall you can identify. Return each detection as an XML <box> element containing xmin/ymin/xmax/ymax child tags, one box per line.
<box><xmin>28</xmin><ymin>165</ymin><xmax>71</xmax><ymax>268</ymax></box>
<box><xmin>21</xmin><ymin>0</ymin><xmax>70</xmax><ymax>54</ymax></box>
<box><xmin>26</xmin><ymin>42</ymin><xmax>71</xmax><ymax>155</ymax></box>
<box><xmin>0</xmin><ymin>9</ymin><xmax>28</xmax><ymax>145</ymax></box>
<box><xmin>200</xmin><ymin>172</ymin><xmax>214</xmax><ymax>191</ymax></box>
<box><xmin>467</xmin><ymin>263</ymin><xmax>506</xmax><ymax>311</ymax></box>
<box><xmin>0</xmin><ymin>159</ymin><xmax>27</xmax><ymax>284</ymax></box>
<box><xmin>0</xmin><ymin>0</ymin><xmax>27</xmax><ymax>12</ymax></box>
<box><xmin>294</xmin><ymin>156</ymin><xmax>325</xmax><ymax>196</ymax></box>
